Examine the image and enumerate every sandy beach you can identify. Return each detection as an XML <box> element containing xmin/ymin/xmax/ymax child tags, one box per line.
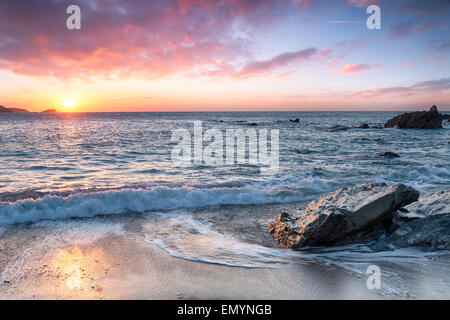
<box><xmin>1</xmin><ymin>208</ymin><xmax>448</xmax><ymax>300</ymax></box>
<box><xmin>0</xmin><ymin>218</ymin><xmax>378</xmax><ymax>300</ymax></box>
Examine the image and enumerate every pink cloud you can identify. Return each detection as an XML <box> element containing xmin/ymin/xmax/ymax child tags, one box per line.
<box><xmin>399</xmin><ymin>61</ymin><xmax>412</xmax><ymax>68</ymax></box>
<box><xmin>337</xmin><ymin>63</ymin><xmax>381</xmax><ymax>75</ymax></box>
<box><xmin>0</xmin><ymin>0</ymin><xmax>313</xmax><ymax>80</ymax></box>
<box><xmin>346</xmin><ymin>78</ymin><xmax>450</xmax><ymax>98</ymax></box>
<box><xmin>347</xmin><ymin>0</ymin><xmax>379</xmax><ymax>7</ymax></box>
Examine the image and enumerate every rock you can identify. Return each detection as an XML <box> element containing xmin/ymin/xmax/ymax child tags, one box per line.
<box><xmin>268</xmin><ymin>212</ymin><xmax>297</xmax><ymax>248</ymax></box>
<box><xmin>41</xmin><ymin>109</ymin><xmax>59</xmax><ymax>114</ymax></box>
<box><xmin>248</xmin><ymin>122</ymin><xmax>258</xmax><ymax>126</ymax></box>
<box><xmin>384</xmin><ymin>105</ymin><xmax>445</xmax><ymax>129</ymax></box>
<box><xmin>290</xmin><ymin>118</ymin><xmax>300</xmax><ymax>123</ymax></box>
<box><xmin>379</xmin><ymin>152</ymin><xmax>400</xmax><ymax>158</ymax></box>
<box><xmin>6</xmin><ymin>108</ymin><xmax>29</xmax><ymax>113</ymax></box>
<box><xmin>371</xmin><ymin>213</ymin><xmax>450</xmax><ymax>251</ymax></box>
<box><xmin>0</xmin><ymin>106</ymin><xmax>12</xmax><ymax>113</ymax></box>
<box><xmin>405</xmin><ymin>191</ymin><xmax>449</xmax><ymax>217</ymax></box>
<box><xmin>371</xmin><ymin>126</ymin><xmax>383</xmax><ymax>129</ymax></box>
<box><xmin>0</xmin><ymin>105</ymin><xmax>29</xmax><ymax>113</ymax></box>
<box><xmin>268</xmin><ymin>183</ymin><xmax>419</xmax><ymax>248</ymax></box>
<box><xmin>369</xmin><ymin>191</ymin><xmax>450</xmax><ymax>251</ymax></box>
<box><xmin>358</xmin><ymin>123</ymin><xmax>370</xmax><ymax>129</ymax></box>
<box><xmin>326</xmin><ymin>125</ymin><xmax>351</xmax><ymax>132</ymax></box>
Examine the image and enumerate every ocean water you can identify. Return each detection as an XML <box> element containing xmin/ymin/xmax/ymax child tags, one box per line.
<box><xmin>0</xmin><ymin>111</ymin><xmax>449</xmax><ymax>223</ymax></box>
<box><xmin>0</xmin><ymin>111</ymin><xmax>449</xmax><ymax>289</ymax></box>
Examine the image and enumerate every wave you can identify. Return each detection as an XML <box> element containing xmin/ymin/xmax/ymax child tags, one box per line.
<box><xmin>376</xmin><ymin>164</ymin><xmax>450</xmax><ymax>190</ymax></box>
<box><xmin>0</xmin><ymin>186</ymin><xmax>318</xmax><ymax>226</ymax></box>
<box><xmin>144</xmin><ymin>213</ymin><xmax>294</xmax><ymax>268</ymax></box>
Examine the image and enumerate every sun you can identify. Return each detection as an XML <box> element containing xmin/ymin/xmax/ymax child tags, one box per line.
<box><xmin>63</xmin><ymin>98</ymin><xmax>76</xmax><ymax>109</ymax></box>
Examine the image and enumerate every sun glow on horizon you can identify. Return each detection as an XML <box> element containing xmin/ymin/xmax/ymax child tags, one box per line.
<box><xmin>63</xmin><ymin>98</ymin><xmax>76</xmax><ymax>110</ymax></box>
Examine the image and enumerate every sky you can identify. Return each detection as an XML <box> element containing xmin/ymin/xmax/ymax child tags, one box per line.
<box><xmin>0</xmin><ymin>0</ymin><xmax>449</xmax><ymax>112</ymax></box>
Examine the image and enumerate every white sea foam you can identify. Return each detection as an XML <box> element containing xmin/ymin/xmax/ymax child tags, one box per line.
<box><xmin>142</xmin><ymin>211</ymin><xmax>450</xmax><ymax>296</ymax></box>
<box><xmin>144</xmin><ymin>213</ymin><xmax>297</xmax><ymax>268</ymax></box>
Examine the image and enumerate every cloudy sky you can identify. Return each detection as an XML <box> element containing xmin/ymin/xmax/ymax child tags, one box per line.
<box><xmin>0</xmin><ymin>0</ymin><xmax>449</xmax><ymax>112</ymax></box>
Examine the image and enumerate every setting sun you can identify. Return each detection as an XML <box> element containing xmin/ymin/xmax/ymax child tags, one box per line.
<box><xmin>63</xmin><ymin>98</ymin><xmax>76</xmax><ymax>109</ymax></box>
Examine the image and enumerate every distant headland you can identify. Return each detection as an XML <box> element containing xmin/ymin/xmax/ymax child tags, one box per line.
<box><xmin>0</xmin><ymin>105</ymin><xmax>59</xmax><ymax>113</ymax></box>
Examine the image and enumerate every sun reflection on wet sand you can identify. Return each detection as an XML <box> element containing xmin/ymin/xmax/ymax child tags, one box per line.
<box><xmin>48</xmin><ymin>246</ymin><xmax>110</xmax><ymax>299</ymax></box>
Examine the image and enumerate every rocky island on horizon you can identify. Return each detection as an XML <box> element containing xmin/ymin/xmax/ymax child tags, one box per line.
<box><xmin>0</xmin><ymin>105</ymin><xmax>60</xmax><ymax>114</ymax></box>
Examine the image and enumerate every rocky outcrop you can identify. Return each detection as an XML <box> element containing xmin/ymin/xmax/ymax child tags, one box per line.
<box><xmin>41</xmin><ymin>109</ymin><xmax>59</xmax><ymax>114</ymax></box>
<box><xmin>268</xmin><ymin>183</ymin><xmax>419</xmax><ymax>248</ymax></box>
<box><xmin>327</xmin><ymin>124</ymin><xmax>384</xmax><ymax>132</ymax></box>
<box><xmin>375</xmin><ymin>214</ymin><xmax>450</xmax><ymax>251</ymax></box>
<box><xmin>385</xmin><ymin>105</ymin><xmax>445</xmax><ymax>129</ymax></box>
<box><xmin>0</xmin><ymin>106</ymin><xmax>12</xmax><ymax>113</ymax></box>
<box><xmin>0</xmin><ymin>105</ymin><xmax>29</xmax><ymax>113</ymax></box>
<box><xmin>371</xmin><ymin>192</ymin><xmax>450</xmax><ymax>251</ymax></box>
<box><xmin>7</xmin><ymin>108</ymin><xmax>29</xmax><ymax>113</ymax></box>
<box><xmin>290</xmin><ymin>118</ymin><xmax>300</xmax><ymax>123</ymax></box>
<box><xmin>404</xmin><ymin>191</ymin><xmax>449</xmax><ymax>217</ymax></box>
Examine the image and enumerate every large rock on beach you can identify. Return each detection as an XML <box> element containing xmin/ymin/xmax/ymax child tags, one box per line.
<box><xmin>404</xmin><ymin>191</ymin><xmax>449</xmax><ymax>217</ymax></box>
<box><xmin>371</xmin><ymin>191</ymin><xmax>450</xmax><ymax>251</ymax></box>
<box><xmin>384</xmin><ymin>105</ymin><xmax>445</xmax><ymax>129</ymax></box>
<box><xmin>268</xmin><ymin>183</ymin><xmax>420</xmax><ymax>248</ymax></box>
<box><xmin>372</xmin><ymin>214</ymin><xmax>450</xmax><ymax>251</ymax></box>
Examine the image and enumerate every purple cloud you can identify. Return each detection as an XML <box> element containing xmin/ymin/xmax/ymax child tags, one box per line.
<box><xmin>0</xmin><ymin>0</ymin><xmax>312</xmax><ymax>79</ymax></box>
<box><xmin>389</xmin><ymin>22</ymin><xmax>414</xmax><ymax>40</ymax></box>
<box><xmin>237</xmin><ymin>48</ymin><xmax>318</xmax><ymax>77</ymax></box>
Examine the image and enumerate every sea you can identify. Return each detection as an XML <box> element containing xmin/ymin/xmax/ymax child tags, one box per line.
<box><xmin>0</xmin><ymin>111</ymin><xmax>449</xmax><ymax>296</ymax></box>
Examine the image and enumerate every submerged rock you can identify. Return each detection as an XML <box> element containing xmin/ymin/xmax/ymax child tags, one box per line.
<box><xmin>290</xmin><ymin>118</ymin><xmax>300</xmax><ymax>123</ymax></box>
<box><xmin>268</xmin><ymin>183</ymin><xmax>419</xmax><ymax>248</ymax></box>
<box><xmin>248</xmin><ymin>122</ymin><xmax>258</xmax><ymax>126</ymax></box>
<box><xmin>326</xmin><ymin>125</ymin><xmax>351</xmax><ymax>132</ymax></box>
<box><xmin>384</xmin><ymin>105</ymin><xmax>445</xmax><ymax>129</ymax></box>
<box><xmin>379</xmin><ymin>152</ymin><xmax>400</xmax><ymax>158</ymax></box>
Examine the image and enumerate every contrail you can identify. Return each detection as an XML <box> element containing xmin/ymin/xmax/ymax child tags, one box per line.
<box><xmin>328</xmin><ymin>20</ymin><xmax>366</xmax><ymax>24</ymax></box>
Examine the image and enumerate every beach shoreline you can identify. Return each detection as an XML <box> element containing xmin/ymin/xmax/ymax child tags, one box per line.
<box><xmin>1</xmin><ymin>210</ymin><xmax>448</xmax><ymax>300</ymax></box>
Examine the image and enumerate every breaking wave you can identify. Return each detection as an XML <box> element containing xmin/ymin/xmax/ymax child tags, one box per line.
<box><xmin>0</xmin><ymin>185</ymin><xmax>324</xmax><ymax>226</ymax></box>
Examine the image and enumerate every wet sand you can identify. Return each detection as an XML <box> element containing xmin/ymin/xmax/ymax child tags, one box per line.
<box><xmin>0</xmin><ymin>216</ymin><xmax>386</xmax><ymax>300</ymax></box>
<box><xmin>1</xmin><ymin>209</ymin><xmax>448</xmax><ymax>300</ymax></box>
